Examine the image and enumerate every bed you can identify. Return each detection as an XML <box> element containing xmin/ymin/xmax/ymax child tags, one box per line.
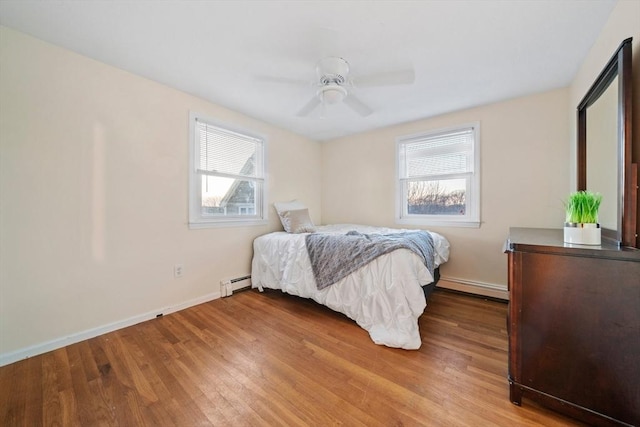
<box><xmin>251</xmin><ymin>222</ymin><xmax>450</xmax><ymax>350</ymax></box>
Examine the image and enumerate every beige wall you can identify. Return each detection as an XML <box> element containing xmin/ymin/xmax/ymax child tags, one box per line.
<box><xmin>0</xmin><ymin>26</ymin><xmax>321</xmax><ymax>362</ymax></box>
<box><xmin>568</xmin><ymin>0</ymin><xmax>640</xmax><ymax>240</ymax></box>
<box><xmin>322</xmin><ymin>88</ymin><xmax>570</xmax><ymax>293</ymax></box>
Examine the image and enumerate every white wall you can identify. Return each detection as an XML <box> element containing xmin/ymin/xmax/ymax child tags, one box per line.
<box><xmin>0</xmin><ymin>26</ymin><xmax>322</xmax><ymax>364</ymax></box>
<box><xmin>322</xmin><ymin>88</ymin><xmax>570</xmax><ymax>295</ymax></box>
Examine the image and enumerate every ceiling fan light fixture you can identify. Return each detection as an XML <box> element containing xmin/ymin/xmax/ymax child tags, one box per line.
<box><xmin>319</xmin><ymin>84</ymin><xmax>347</xmax><ymax>104</ymax></box>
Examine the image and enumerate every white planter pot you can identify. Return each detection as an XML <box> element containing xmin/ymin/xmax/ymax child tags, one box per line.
<box><xmin>564</xmin><ymin>223</ymin><xmax>601</xmax><ymax>245</ymax></box>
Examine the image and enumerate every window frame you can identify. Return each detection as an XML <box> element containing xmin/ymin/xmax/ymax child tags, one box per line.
<box><xmin>188</xmin><ymin>112</ymin><xmax>268</xmax><ymax>229</ymax></box>
<box><xmin>395</xmin><ymin>122</ymin><xmax>481</xmax><ymax>228</ymax></box>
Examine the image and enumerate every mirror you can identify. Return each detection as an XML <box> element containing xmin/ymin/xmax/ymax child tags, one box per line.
<box><xmin>577</xmin><ymin>37</ymin><xmax>636</xmax><ymax>247</ymax></box>
<box><xmin>586</xmin><ymin>76</ymin><xmax>618</xmax><ymax>231</ymax></box>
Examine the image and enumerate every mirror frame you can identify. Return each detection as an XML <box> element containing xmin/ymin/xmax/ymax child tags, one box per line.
<box><xmin>577</xmin><ymin>37</ymin><xmax>636</xmax><ymax>247</ymax></box>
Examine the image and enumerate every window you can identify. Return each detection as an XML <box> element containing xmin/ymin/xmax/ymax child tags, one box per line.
<box><xmin>189</xmin><ymin>113</ymin><xmax>266</xmax><ymax>228</ymax></box>
<box><xmin>396</xmin><ymin>123</ymin><xmax>480</xmax><ymax>227</ymax></box>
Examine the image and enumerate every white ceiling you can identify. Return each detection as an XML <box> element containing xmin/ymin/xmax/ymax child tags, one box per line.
<box><xmin>0</xmin><ymin>0</ymin><xmax>616</xmax><ymax>141</ymax></box>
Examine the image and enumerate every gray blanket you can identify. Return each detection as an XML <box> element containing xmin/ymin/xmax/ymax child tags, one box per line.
<box><xmin>305</xmin><ymin>230</ymin><xmax>435</xmax><ymax>290</ymax></box>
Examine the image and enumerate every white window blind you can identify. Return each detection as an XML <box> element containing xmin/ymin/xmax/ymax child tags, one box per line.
<box><xmin>400</xmin><ymin>128</ymin><xmax>474</xmax><ymax>179</ymax></box>
<box><xmin>196</xmin><ymin>120</ymin><xmax>263</xmax><ymax>179</ymax></box>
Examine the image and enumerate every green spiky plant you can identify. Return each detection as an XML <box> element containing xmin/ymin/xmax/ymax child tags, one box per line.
<box><xmin>565</xmin><ymin>191</ymin><xmax>602</xmax><ymax>224</ymax></box>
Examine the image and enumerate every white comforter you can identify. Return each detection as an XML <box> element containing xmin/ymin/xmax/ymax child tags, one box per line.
<box><xmin>251</xmin><ymin>224</ymin><xmax>450</xmax><ymax>350</ymax></box>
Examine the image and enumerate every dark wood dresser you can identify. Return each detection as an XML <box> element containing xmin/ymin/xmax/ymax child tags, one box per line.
<box><xmin>504</xmin><ymin>228</ymin><xmax>640</xmax><ymax>426</ymax></box>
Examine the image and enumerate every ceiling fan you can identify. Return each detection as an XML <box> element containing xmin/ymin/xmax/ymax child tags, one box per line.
<box><xmin>260</xmin><ymin>56</ymin><xmax>415</xmax><ymax>118</ymax></box>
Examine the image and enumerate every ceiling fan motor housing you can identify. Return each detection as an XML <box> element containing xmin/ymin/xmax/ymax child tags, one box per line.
<box><xmin>317</xmin><ymin>57</ymin><xmax>349</xmax><ymax>84</ymax></box>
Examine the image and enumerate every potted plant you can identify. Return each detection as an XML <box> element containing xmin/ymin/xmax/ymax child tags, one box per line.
<box><xmin>563</xmin><ymin>191</ymin><xmax>602</xmax><ymax>245</ymax></box>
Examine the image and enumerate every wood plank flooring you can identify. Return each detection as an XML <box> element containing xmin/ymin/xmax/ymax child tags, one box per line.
<box><xmin>1</xmin><ymin>289</ymin><xmax>585</xmax><ymax>426</ymax></box>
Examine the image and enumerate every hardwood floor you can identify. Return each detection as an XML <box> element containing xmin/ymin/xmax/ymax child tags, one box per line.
<box><xmin>1</xmin><ymin>289</ymin><xmax>584</xmax><ymax>426</ymax></box>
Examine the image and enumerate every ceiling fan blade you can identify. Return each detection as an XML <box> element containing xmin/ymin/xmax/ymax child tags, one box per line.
<box><xmin>296</xmin><ymin>96</ymin><xmax>322</xmax><ymax>117</ymax></box>
<box><xmin>343</xmin><ymin>94</ymin><xmax>373</xmax><ymax>117</ymax></box>
<box><xmin>351</xmin><ymin>69</ymin><xmax>415</xmax><ymax>88</ymax></box>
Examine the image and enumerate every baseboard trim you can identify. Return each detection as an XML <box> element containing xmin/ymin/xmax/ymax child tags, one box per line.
<box><xmin>0</xmin><ymin>291</ymin><xmax>222</xmax><ymax>367</ymax></box>
<box><xmin>438</xmin><ymin>277</ymin><xmax>508</xmax><ymax>300</ymax></box>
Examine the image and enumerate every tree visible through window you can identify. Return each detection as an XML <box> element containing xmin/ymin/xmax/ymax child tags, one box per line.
<box><xmin>407</xmin><ymin>180</ymin><xmax>466</xmax><ymax>215</ymax></box>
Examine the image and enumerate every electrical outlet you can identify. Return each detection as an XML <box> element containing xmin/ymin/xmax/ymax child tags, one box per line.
<box><xmin>174</xmin><ymin>264</ymin><xmax>184</xmax><ymax>278</ymax></box>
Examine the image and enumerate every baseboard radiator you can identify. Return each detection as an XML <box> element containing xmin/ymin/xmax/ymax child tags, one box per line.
<box><xmin>218</xmin><ymin>275</ymin><xmax>508</xmax><ymax>300</ymax></box>
<box><xmin>220</xmin><ymin>275</ymin><xmax>252</xmax><ymax>297</ymax></box>
<box><xmin>437</xmin><ymin>277</ymin><xmax>508</xmax><ymax>300</ymax></box>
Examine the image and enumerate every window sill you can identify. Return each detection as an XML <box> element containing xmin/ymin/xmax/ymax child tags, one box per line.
<box><xmin>395</xmin><ymin>217</ymin><xmax>480</xmax><ymax>228</ymax></box>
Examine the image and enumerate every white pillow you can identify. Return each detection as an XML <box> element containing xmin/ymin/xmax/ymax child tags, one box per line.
<box><xmin>274</xmin><ymin>200</ymin><xmax>307</xmax><ymax>232</ymax></box>
<box><xmin>282</xmin><ymin>209</ymin><xmax>316</xmax><ymax>233</ymax></box>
